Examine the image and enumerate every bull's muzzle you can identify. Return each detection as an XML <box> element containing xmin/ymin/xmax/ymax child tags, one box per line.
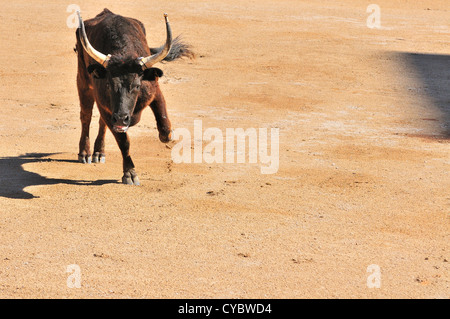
<box><xmin>112</xmin><ymin>113</ymin><xmax>131</xmax><ymax>133</ymax></box>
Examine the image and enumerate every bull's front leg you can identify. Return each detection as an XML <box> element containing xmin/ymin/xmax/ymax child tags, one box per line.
<box><xmin>149</xmin><ymin>88</ymin><xmax>172</xmax><ymax>143</ymax></box>
<box><xmin>93</xmin><ymin>117</ymin><xmax>107</xmax><ymax>163</ymax></box>
<box><xmin>77</xmin><ymin>77</ymin><xmax>95</xmax><ymax>164</ymax></box>
<box><xmin>112</xmin><ymin>131</ymin><xmax>140</xmax><ymax>186</ymax></box>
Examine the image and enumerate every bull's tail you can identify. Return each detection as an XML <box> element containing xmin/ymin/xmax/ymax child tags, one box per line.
<box><xmin>150</xmin><ymin>35</ymin><xmax>195</xmax><ymax>62</ymax></box>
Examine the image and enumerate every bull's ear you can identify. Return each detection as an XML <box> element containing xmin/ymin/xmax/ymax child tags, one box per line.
<box><xmin>142</xmin><ymin>68</ymin><xmax>163</xmax><ymax>81</ymax></box>
<box><xmin>87</xmin><ymin>64</ymin><xmax>107</xmax><ymax>79</ymax></box>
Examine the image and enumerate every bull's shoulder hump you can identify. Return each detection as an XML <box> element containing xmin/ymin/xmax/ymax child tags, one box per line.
<box><xmin>127</xmin><ymin>18</ymin><xmax>146</xmax><ymax>35</ymax></box>
<box><xmin>96</xmin><ymin>8</ymin><xmax>114</xmax><ymax>18</ymax></box>
<box><xmin>84</xmin><ymin>8</ymin><xmax>115</xmax><ymax>26</ymax></box>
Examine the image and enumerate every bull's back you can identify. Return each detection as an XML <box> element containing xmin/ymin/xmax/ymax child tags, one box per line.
<box><xmin>80</xmin><ymin>8</ymin><xmax>150</xmax><ymax>58</ymax></box>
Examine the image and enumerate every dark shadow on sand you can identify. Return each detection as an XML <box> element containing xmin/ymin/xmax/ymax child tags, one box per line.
<box><xmin>0</xmin><ymin>153</ymin><xmax>118</xmax><ymax>199</ymax></box>
<box><xmin>393</xmin><ymin>52</ymin><xmax>450</xmax><ymax>138</ymax></box>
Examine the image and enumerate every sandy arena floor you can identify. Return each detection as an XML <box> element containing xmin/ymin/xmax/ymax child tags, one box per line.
<box><xmin>0</xmin><ymin>0</ymin><xmax>448</xmax><ymax>298</ymax></box>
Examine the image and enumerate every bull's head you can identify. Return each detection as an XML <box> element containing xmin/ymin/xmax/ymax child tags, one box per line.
<box><xmin>77</xmin><ymin>11</ymin><xmax>172</xmax><ymax>133</ymax></box>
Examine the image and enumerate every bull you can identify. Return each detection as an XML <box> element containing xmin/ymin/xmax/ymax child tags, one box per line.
<box><xmin>75</xmin><ymin>9</ymin><xmax>193</xmax><ymax>185</ymax></box>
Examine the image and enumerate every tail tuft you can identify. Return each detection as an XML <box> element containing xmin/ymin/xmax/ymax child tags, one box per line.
<box><xmin>150</xmin><ymin>35</ymin><xmax>196</xmax><ymax>62</ymax></box>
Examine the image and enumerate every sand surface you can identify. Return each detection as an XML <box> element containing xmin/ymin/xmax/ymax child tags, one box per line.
<box><xmin>0</xmin><ymin>0</ymin><xmax>448</xmax><ymax>298</ymax></box>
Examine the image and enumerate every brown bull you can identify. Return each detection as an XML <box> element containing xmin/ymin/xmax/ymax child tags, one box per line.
<box><xmin>75</xmin><ymin>9</ymin><xmax>193</xmax><ymax>185</ymax></box>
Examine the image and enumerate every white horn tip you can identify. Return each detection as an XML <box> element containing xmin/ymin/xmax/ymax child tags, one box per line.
<box><xmin>76</xmin><ymin>11</ymin><xmax>83</xmax><ymax>28</ymax></box>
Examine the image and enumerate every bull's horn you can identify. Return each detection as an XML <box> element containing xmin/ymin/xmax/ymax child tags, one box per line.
<box><xmin>139</xmin><ymin>13</ymin><xmax>172</xmax><ymax>70</ymax></box>
<box><xmin>77</xmin><ymin>11</ymin><xmax>111</xmax><ymax>67</ymax></box>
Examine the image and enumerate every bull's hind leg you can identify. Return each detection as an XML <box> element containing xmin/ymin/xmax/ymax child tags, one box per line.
<box><xmin>112</xmin><ymin>131</ymin><xmax>140</xmax><ymax>186</ymax></box>
<box><xmin>93</xmin><ymin>117</ymin><xmax>107</xmax><ymax>163</ymax></box>
<box><xmin>77</xmin><ymin>76</ymin><xmax>95</xmax><ymax>164</ymax></box>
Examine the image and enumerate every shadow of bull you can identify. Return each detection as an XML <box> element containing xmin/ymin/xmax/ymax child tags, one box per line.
<box><xmin>0</xmin><ymin>153</ymin><xmax>116</xmax><ymax>199</ymax></box>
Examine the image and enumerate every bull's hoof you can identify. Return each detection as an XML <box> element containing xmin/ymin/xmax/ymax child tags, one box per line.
<box><xmin>92</xmin><ymin>152</ymin><xmax>106</xmax><ymax>164</ymax></box>
<box><xmin>159</xmin><ymin>130</ymin><xmax>173</xmax><ymax>143</ymax></box>
<box><xmin>78</xmin><ymin>154</ymin><xmax>92</xmax><ymax>164</ymax></box>
<box><xmin>122</xmin><ymin>170</ymin><xmax>140</xmax><ymax>186</ymax></box>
